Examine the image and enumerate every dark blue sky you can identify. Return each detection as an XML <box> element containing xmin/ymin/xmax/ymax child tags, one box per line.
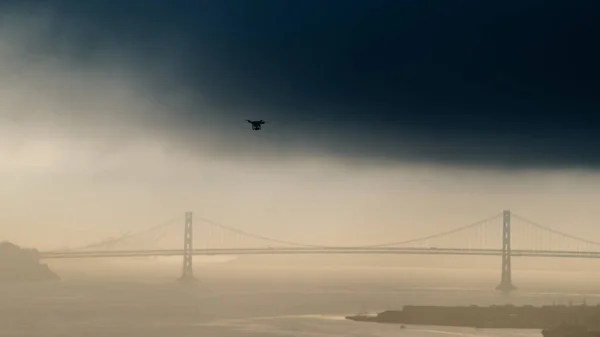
<box><xmin>3</xmin><ymin>0</ymin><xmax>600</xmax><ymax>169</ymax></box>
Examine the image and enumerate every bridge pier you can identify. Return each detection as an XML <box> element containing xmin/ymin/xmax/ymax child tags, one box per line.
<box><xmin>178</xmin><ymin>211</ymin><xmax>197</xmax><ymax>283</ymax></box>
<box><xmin>496</xmin><ymin>210</ymin><xmax>516</xmax><ymax>292</ymax></box>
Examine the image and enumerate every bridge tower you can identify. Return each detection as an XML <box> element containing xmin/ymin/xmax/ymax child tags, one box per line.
<box><xmin>178</xmin><ymin>211</ymin><xmax>197</xmax><ymax>282</ymax></box>
<box><xmin>496</xmin><ymin>210</ymin><xmax>516</xmax><ymax>292</ymax></box>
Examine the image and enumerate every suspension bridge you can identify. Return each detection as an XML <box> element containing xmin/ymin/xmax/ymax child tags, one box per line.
<box><xmin>38</xmin><ymin>210</ymin><xmax>600</xmax><ymax>292</ymax></box>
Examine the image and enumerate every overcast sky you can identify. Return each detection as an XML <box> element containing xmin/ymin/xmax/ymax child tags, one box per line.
<box><xmin>0</xmin><ymin>1</ymin><xmax>599</xmax><ymax>250</ymax></box>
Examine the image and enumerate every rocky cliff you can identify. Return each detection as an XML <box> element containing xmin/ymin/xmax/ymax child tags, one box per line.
<box><xmin>0</xmin><ymin>241</ymin><xmax>60</xmax><ymax>283</ymax></box>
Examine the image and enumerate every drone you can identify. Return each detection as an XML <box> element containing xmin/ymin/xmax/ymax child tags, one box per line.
<box><xmin>246</xmin><ymin>119</ymin><xmax>267</xmax><ymax>131</ymax></box>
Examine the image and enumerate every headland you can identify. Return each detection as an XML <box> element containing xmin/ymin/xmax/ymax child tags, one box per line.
<box><xmin>542</xmin><ymin>323</ymin><xmax>600</xmax><ymax>337</ymax></box>
<box><xmin>0</xmin><ymin>241</ymin><xmax>60</xmax><ymax>283</ymax></box>
<box><xmin>346</xmin><ymin>304</ymin><xmax>600</xmax><ymax>329</ymax></box>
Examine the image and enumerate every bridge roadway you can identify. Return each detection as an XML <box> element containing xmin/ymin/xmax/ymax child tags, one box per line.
<box><xmin>39</xmin><ymin>247</ymin><xmax>600</xmax><ymax>259</ymax></box>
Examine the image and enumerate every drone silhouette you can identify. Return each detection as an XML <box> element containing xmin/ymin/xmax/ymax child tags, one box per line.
<box><xmin>246</xmin><ymin>120</ymin><xmax>267</xmax><ymax>131</ymax></box>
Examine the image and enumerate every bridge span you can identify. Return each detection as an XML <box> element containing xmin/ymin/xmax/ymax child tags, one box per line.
<box><xmin>40</xmin><ymin>247</ymin><xmax>600</xmax><ymax>259</ymax></box>
<box><xmin>39</xmin><ymin>210</ymin><xmax>600</xmax><ymax>292</ymax></box>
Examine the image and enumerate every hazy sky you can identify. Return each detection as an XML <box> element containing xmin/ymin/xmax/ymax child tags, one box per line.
<box><xmin>1</xmin><ymin>1</ymin><xmax>599</xmax><ymax>250</ymax></box>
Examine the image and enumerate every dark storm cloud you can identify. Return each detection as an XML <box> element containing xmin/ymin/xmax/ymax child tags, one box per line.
<box><xmin>2</xmin><ymin>0</ymin><xmax>600</xmax><ymax>169</ymax></box>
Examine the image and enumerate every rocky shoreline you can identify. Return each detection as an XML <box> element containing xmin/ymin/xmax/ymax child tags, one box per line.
<box><xmin>346</xmin><ymin>304</ymin><xmax>600</xmax><ymax>329</ymax></box>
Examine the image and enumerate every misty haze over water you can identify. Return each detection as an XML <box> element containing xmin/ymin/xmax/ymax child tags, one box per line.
<box><xmin>1</xmin><ymin>0</ymin><xmax>600</xmax><ymax>336</ymax></box>
<box><xmin>1</xmin><ymin>257</ymin><xmax>599</xmax><ymax>336</ymax></box>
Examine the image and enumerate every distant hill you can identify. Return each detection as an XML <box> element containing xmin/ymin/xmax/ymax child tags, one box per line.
<box><xmin>0</xmin><ymin>242</ymin><xmax>60</xmax><ymax>283</ymax></box>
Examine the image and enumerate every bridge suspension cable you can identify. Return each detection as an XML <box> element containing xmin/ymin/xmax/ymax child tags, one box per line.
<box><xmin>355</xmin><ymin>212</ymin><xmax>503</xmax><ymax>248</ymax></box>
<box><xmin>53</xmin><ymin>216</ymin><xmax>180</xmax><ymax>252</ymax></box>
<box><xmin>196</xmin><ymin>217</ymin><xmax>327</xmax><ymax>248</ymax></box>
<box><xmin>512</xmin><ymin>213</ymin><xmax>600</xmax><ymax>248</ymax></box>
<box><xmin>197</xmin><ymin>212</ymin><xmax>503</xmax><ymax>249</ymax></box>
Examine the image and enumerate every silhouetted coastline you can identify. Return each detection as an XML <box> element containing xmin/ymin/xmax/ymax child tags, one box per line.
<box><xmin>346</xmin><ymin>304</ymin><xmax>600</xmax><ymax>329</ymax></box>
<box><xmin>0</xmin><ymin>242</ymin><xmax>60</xmax><ymax>283</ymax></box>
<box><xmin>542</xmin><ymin>323</ymin><xmax>600</xmax><ymax>337</ymax></box>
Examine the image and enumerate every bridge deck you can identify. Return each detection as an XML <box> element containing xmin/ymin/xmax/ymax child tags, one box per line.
<box><xmin>39</xmin><ymin>247</ymin><xmax>600</xmax><ymax>259</ymax></box>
